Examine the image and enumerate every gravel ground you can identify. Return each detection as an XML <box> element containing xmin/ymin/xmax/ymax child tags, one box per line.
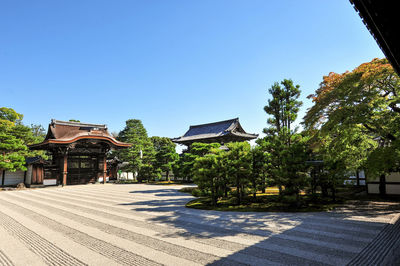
<box><xmin>0</xmin><ymin>184</ymin><xmax>399</xmax><ymax>266</ymax></box>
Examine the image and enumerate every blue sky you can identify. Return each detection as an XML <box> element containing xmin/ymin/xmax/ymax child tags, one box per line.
<box><xmin>0</xmin><ymin>0</ymin><xmax>383</xmax><ymax>149</ymax></box>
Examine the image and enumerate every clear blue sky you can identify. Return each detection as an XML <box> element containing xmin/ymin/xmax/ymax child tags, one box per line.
<box><xmin>0</xmin><ymin>0</ymin><xmax>383</xmax><ymax>148</ymax></box>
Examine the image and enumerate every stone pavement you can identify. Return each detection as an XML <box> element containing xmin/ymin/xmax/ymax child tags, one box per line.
<box><xmin>0</xmin><ymin>184</ymin><xmax>399</xmax><ymax>266</ymax></box>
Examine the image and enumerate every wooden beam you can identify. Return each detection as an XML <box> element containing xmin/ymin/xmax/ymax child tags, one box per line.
<box><xmin>63</xmin><ymin>154</ymin><xmax>68</xmax><ymax>186</ymax></box>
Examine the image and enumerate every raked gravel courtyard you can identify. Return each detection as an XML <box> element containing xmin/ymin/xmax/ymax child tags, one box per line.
<box><xmin>1</xmin><ymin>184</ymin><xmax>400</xmax><ymax>266</ymax></box>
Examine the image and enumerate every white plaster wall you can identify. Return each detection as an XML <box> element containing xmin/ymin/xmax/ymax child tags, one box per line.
<box><xmin>43</xmin><ymin>179</ymin><xmax>57</xmax><ymax>186</ymax></box>
<box><xmin>98</xmin><ymin>177</ymin><xmax>110</xmax><ymax>183</ymax></box>
<box><xmin>3</xmin><ymin>171</ymin><xmax>25</xmax><ymax>186</ymax></box>
<box><xmin>369</xmin><ymin>175</ymin><xmax>379</xmax><ymax>182</ymax></box>
<box><xmin>387</xmin><ymin>184</ymin><xmax>400</xmax><ymax>195</ymax></box>
<box><xmin>386</xmin><ymin>172</ymin><xmax>400</xmax><ymax>182</ymax></box>
<box><xmin>118</xmin><ymin>172</ymin><xmax>127</xmax><ymax>180</ymax></box>
<box><xmin>368</xmin><ymin>184</ymin><xmax>380</xmax><ymax>194</ymax></box>
<box><xmin>117</xmin><ymin>172</ymin><xmax>136</xmax><ymax>181</ymax></box>
<box><xmin>127</xmin><ymin>172</ymin><xmax>134</xmax><ymax>180</ymax></box>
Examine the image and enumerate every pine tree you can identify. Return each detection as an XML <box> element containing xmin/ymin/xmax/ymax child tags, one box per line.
<box><xmin>261</xmin><ymin>79</ymin><xmax>308</xmax><ymax>198</ymax></box>
<box><xmin>117</xmin><ymin>119</ymin><xmax>156</xmax><ymax>182</ymax></box>
<box><xmin>0</xmin><ymin>107</ymin><xmax>28</xmax><ymax>172</ymax></box>
<box><xmin>151</xmin><ymin>136</ymin><xmax>178</xmax><ymax>181</ymax></box>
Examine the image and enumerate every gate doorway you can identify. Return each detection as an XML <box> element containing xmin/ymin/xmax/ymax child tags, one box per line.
<box><xmin>67</xmin><ymin>155</ymin><xmax>99</xmax><ymax>185</ymax></box>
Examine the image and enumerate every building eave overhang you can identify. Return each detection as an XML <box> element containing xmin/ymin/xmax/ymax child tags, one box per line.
<box><xmin>350</xmin><ymin>0</ymin><xmax>400</xmax><ymax>75</ymax></box>
<box><xmin>29</xmin><ymin>135</ymin><xmax>132</xmax><ymax>150</ymax></box>
<box><xmin>172</xmin><ymin>132</ymin><xmax>258</xmax><ymax>145</ymax></box>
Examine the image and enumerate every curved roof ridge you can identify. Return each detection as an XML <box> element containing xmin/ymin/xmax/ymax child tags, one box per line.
<box><xmin>172</xmin><ymin>117</ymin><xmax>258</xmax><ymax>145</ymax></box>
<box><xmin>189</xmin><ymin>118</ymin><xmax>238</xmax><ymax>128</ymax></box>
<box><xmin>51</xmin><ymin>119</ymin><xmax>107</xmax><ymax>129</ymax></box>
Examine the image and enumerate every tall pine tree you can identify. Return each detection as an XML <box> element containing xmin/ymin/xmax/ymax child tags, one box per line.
<box><xmin>117</xmin><ymin>119</ymin><xmax>156</xmax><ymax>182</ymax></box>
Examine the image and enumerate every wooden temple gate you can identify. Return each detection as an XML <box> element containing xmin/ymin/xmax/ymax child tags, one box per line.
<box><xmin>30</xmin><ymin>120</ymin><xmax>131</xmax><ymax>186</ymax></box>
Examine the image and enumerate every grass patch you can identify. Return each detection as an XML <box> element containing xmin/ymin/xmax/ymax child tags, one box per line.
<box><xmin>149</xmin><ymin>180</ymin><xmax>193</xmax><ymax>185</ymax></box>
<box><xmin>185</xmin><ymin>185</ymin><xmax>400</xmax><ymax>212</ymax></box>
<box><xmin>115</xmin><ymin>180</ymin><xmax>194</xmax><ymax>185</ymax></box>
<box><xmin>115</xmin><ymin>180</ymin><xmax>139</xmax><ymax>184</ymax></box>
<box><xmin>178</xmin><ymin>186</ymin><xmax>197</xmax><ymax>193</ymax></box>
<box><xmin>186</xmin><ymin>194</ymin><xmax>341</xmax><ymax>212</ymax></box>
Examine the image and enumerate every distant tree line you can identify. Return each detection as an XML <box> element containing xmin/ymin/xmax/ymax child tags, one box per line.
<box><xmin>0</xmin><ymin>107</ymin><xmax>46</xmax><ymax>173</ymax></box>
<box><xmin>181</xmin><ymin>58</ymin><xmax>400</xmax><ymax>205</ymax></box>
<box><xmin>114</xmin><ymin>119</ymin><xmax>179</xmax><ymax>182</ymax></box>
<box><xmin>2</xmin><ymin>58</ymin><xmax>399</xmax><ymax>201</ymax></box>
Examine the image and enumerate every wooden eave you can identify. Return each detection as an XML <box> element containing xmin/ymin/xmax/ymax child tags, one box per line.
<box><xmin>351</xmin><ymin>0</ymin><xmax>400</xmax><ymax>75</ymax></box>
<box><xmin>29</xmin><ymin>135</ymin><xmax>131</xmax><ymax>150</ymax></box>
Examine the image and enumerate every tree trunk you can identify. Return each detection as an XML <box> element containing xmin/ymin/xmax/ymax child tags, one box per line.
<box><xmin>356</xmin><ymin>170</ymin><xmax>360</xmax><ymax>186</ymax></box>
<box><xmin>1</xmin><ymin>169</ymin><xmax>5</xmax><ymax>187</ymax></box>
<box><xmin>252</xmin><ymin>178</ymin><xmax>257</xmax><ymax>199</ymax></box>
<box><xmin>223</xmin><ymin>175</ymin><xmax>228</xmax><ymax>197</ymax></box>
<box><xmin>236</xmin><ymin>175</ymin><xmax>241</xmax><ymax>205</ymax></box>
<box><xmin>166</xmin><ymin>170</ymin><xmax>170</xmax><ymax>182</ymax></box>
<box><xmin>379</xmin><ymin>174</ymin><xmax>386</xmax><ymax>196</ymax></box>
<box><xmin>261</xmin><ymin>175</ymin><xmax>266</xmax><ymax>193</ymax></box>
<box><xmin>211</xmin><ymin>178</ymin><xmax>216</xmax><ymax>206</ymax></box>
<box><xmin>321</xmin><ymin>185</ymin><xmax>328</xmax><ymax>197</ymax></box>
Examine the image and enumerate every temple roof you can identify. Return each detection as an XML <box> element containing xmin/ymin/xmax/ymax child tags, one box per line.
<box><xmin>30</xmin><ymin>119</ymin><xmax>131</xmax><ymax>150</ymax></box>
<box><xmin>172</xmin><ymin>118</ymin><xmax>258</xmax><ymax>145</ymax></box>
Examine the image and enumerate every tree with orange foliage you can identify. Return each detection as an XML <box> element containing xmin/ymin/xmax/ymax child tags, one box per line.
<box><xmin>304</xmin><ymin>58</ymin><xmax>400</xmax><ymax>195</ymax></box>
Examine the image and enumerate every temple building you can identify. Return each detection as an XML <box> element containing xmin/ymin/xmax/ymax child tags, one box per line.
<box><xmin>172</xmin><ymin>118</ymin><xmax>258</xmax><ymax>147</ymax></box>
<box><xmin>29</xmin><ymin>119</ymin><xmax>131</xmax><ymax>186</ymax></box>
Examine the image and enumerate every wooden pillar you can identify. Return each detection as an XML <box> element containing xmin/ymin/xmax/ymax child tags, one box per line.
<box><xmin>23</xmin><ymin>170</ymin><xmax>27</xmax><ymax>184</ymax></box>
<box><xmin>356</xmin><ymin>170</ymin><xmax>360</xmax><ymax>186</ymax></box>
<box><xmin>103</xmin><ymin>156</ymin><xmax>107</xmax><ymax>184</ymax></box>
<box><xmin>379</xmin><ymin>173</ymin><xmax>386</xmax><ymax>196</ymax></box>
<box><xmin>32</xmin><ymin>166</ymin><xmax>37</xmax><ymax>184</ymax></box>
<box><xmin>38</xmin><ymin>166</ymin><xmax>43</xmax><ymax>184</ymax></box>
<box><xmin>63</xmin><ymin>154</ymin><xmax>68</xmax><ymax>186</ymax></box>
<box><xmin>1</xmin><ymin>170</ymin><xmax>5</xmax><ymax>187</ymax></box>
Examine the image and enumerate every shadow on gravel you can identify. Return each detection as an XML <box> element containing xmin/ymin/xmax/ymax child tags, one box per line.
<box><xmin>122</xmin><ymin>187</ymin><xmax>400</xmax><ymax>265</ymax></box>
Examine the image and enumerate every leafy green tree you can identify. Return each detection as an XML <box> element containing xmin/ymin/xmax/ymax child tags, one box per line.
<box><xmin>117</xmin><ymin>119</ymin><xmax>156</xmax><ymax>182</ymax></box>
<box><xmin>193</xmin><ymin>147</ymin><xmax>226</xmax><ymax>205</ymax></box>
<box><xmin>263</xmin><ymin>79</ymin><xmax>302</xmax><ymax>143</ymax></box>
<box><xmin>174</xmin><ymin>142</ymin><xmax>220</xmax><ymax>182</ymax></box>
<box><xmin>250</xmin><ymin>145</ymin><xmax>269</xmax><ymax>197</ymax></box>
<box><xmin>261</xmin><ymin>79</ymin><xmax>305</xmax><ymax>197</ymax></box>
<box><xmin>0</xmin><ymin>108</ymin><xmax>28</xmax><ymax>172</ymax></box>
<box><xmin>257</xmin><ymin>135</ymin><xmax>285</xmax><ymax>195</ymax></box>
<box><xmin>151</xmin><ymin>136</ymin><xmax>178</xmax><ymax>181</ymax></box>
<box><xmin>280</xmin><ymin>134</ymin><xmax>311</xmax><ymax>201</ymax></box>
<box><xmin>308</xmin><ymin>126</ymin><xmax>376</xmax><ymax>199</ymax></box>
<box><xmin>304</xmin><ymin>58</ymin><xmax>400</xmax><ymax>194</ymax></box>
<box><xmin>30</xmin><ymin>124</ymin><xmax>46</xmax><ymax>142</ymax></box>
<box><xmin>225</xmin><ymin>142</ymin><xmax>252</xmax><ymax>205</ymax></box>
<box><xmin>173</xmin><ymin>153</ymin><xmax>193</xmax><ymax>181</ymax></box>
